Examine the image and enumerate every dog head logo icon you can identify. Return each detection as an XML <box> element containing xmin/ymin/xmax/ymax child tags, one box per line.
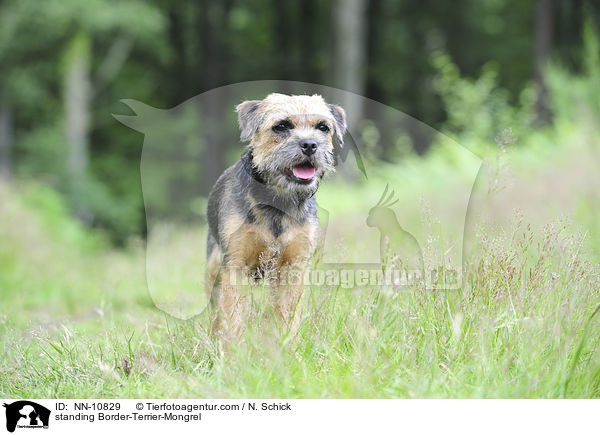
<box><xmin>3</xmin><ymin>401</ymin><xmax>50</xmax><ymax>432</ymax></box>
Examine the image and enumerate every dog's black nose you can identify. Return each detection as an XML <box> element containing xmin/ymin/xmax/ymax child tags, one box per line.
<box><xmin>300</xmin><ymin>140</ymin><xmax>317</xmax><ymax>156</ymax></box>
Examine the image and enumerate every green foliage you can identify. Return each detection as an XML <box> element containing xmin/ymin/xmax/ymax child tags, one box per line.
<box><xmin>0</xmin><ymin>0</ymin><xmax>167</xmax><ymax>242</ymax></box>
<box><xmin>1</xmin><ymin>0</ymin><xmax>600</xmax><ymax>400</ymax></box>
<box><xmin>546</xmin><ymin>20</ymin><xmax>600</xmax><ymax>122</ymax></box>
<box><xmin>17</xmin><ymin>124</ymin><xmax>69</xmax><ymax>182</ymax></box>
<box><xmin>2</xmin><ymin>63</ymin><xmax>600</xmax><ymax>394</ymax></box>
<box><xmin>1</xmin><ymin>0</ymin><xmax>596</xmax><ymax>241</ymax></box>
<box><xmin>17</xmin><ymin>182</ymin><xmax>105</xmax><ymax>251</ymax></box>
<box><xmin>431</xmin><ymin>52</ymin><xmax>536</xmax><ymax>156</ymax></box>
<box><xmin>15</xmin><ymin>119</ymin><xmax>143</xmax><ymax>242</ymax></box>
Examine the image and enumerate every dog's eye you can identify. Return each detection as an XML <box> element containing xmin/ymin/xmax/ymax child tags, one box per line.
<box><xmin>272</xmin><ymin>121</ymin><xmax>293</xmax><ymax>133</ymax></box>
<box><xmin>316</xmin><ymin>122</ymin><xmax>330</xmax><ymax>133</ymax></box>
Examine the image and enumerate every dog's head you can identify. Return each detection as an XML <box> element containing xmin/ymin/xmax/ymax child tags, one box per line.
<box><xmin>236</xmin><ymin>93</ymin><xmax>347</xmax><ymax>197</ymax></box>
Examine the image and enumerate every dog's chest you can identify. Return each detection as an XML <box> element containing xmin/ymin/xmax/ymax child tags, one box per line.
<box><xmin>249</xmin><ymin>204</ymin><xmax>304</xmax><ymax>239</ymax></box>
<box><xmin>244</xmin><ymin>210</ymin><xmax>317</xmax><ymax>266</ymax></box>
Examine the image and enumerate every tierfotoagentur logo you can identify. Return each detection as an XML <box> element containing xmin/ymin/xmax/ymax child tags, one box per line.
<box><xmin>114</xmin><ymin>81</ymin><xmax>482</xmax><ymax>320</ymax></box>
<box><xmin>2</xmin><ymin>401</ymin><xmax>50</xmax><ymax>433</ymax></box>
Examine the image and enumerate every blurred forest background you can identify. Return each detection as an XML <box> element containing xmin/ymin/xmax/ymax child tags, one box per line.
<box><xmin>4</xmin><ymin>0</ymin><xmax>600</xmax><ymax>399</ymax></box>
<box><xmin>0</xmin><ymin>0</ymin><xmax>598</xmax><ymax>243</ymax></box>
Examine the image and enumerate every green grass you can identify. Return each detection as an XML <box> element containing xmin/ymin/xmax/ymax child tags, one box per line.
<box><xmin>1</xmin><ymin>125</ymin><xmax>600</xmax><ymax>398</ymax></box>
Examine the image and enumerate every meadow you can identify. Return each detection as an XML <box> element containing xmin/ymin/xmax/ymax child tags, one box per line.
<box><xmin>2</xmin><ymin>41</ymin><xmax>600</xmax><ymax>398</ymax></box>
<box><xmin>1</xmin><ymin>109</ymin><xmax>600</xmax><ymax>398</ymax></box>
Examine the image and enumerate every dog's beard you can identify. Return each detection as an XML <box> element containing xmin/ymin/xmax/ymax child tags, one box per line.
<box><xmin>271</xmin><ymin>172</ymin><xmax>319</xmax><ymax>198</ymax></box>
<box><xmin>256</xmin><ymin>152</ymin><xmax>334</xmax><ymax>201</ymax></box>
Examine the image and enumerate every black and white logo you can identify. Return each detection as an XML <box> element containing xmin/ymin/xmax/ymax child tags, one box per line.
<box><xmin>2</xmin><ymin>401</ymin><xmax>50</xmax><ymax>433</ymax></box>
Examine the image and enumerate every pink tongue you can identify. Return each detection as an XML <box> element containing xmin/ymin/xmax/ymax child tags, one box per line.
<box><xmin>292</xmin><ymin>166</ymin><xmax>316</xmax><ymax>179</ymax></box>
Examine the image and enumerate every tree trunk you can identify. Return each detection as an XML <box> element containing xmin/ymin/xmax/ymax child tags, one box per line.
<box><xmin>271</xmin><ymin>0</ymin><xmax>293</xmax><ymax>80</ymax></box>
<box><xmin>365</xmin><ymin>0</ymin><xmax>383</xmax><ymax>103</ymax></box>
<box><xmin>299</xmin><ymin>0</ymin><xmax>318</xmax><ymax>83</ymax></box>
<box><xmin>64</xmin><ymin>32</ymin><xmax>92</xmax><ymax>221</ymax></box>
<box><xmin>198</xmin><ymin>0</ymin><xmax>232</xmax><ymax>195</ymax></box>
<box><xmin>168</xmin><ymin>6</ymin><xmax>189</xmax><ymax>104</ymax></box>
<box><xmin>534</xmin><ymin>0</ymin><xmax>553</xmax><ymax>125</ymax></box>
<box><xmin>331</xmin><ymin>0</ymin><xmax>367</xmax><ymax>178</ymax></box>
<box><xmin>332</xmin><ymin>0</ymin><xmax>367</xmax><ymax>112</ymax></box>
<box><xmin>0</xmin><ymin>89</ymin><xmax>13</xmax><ymax>179</ymax></box>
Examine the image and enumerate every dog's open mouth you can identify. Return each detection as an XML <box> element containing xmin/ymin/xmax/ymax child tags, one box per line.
<box><xmin>286</xmin><ymin>162</ymin><xmax>316</xmax><ymax>182</ymax></box>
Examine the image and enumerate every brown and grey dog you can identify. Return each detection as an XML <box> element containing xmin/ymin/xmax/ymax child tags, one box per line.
<box><xmin>205</xmin><ymin>93</ymin><xmax>347</xmax><ymax>336</ymax></box>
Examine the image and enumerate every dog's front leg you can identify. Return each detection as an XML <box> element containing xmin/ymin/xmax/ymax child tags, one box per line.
<box><xmin>214</xmin><ymin>224</ymin><xmax>271</xmax><ymax>337</ymax></box>
<box><xmin>212</xmin><ymin>263</ymin><xmax>249</xmax><ymax>337</ymax></box>
<box><xmin>276</xmin><ymin>261</ymin><xmax>306</xmax><ymax>334</ymax></box>
<box><xmin>276</xmin><ymin>225</ymin><xmax>316</xmax><ymax>333</ymax></box>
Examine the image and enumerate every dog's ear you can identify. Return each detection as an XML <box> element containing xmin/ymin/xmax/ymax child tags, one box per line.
<box><xmin>328</xmin><ymin>104</ymin><xmax>347</xmax><ymax>147</ymax></box>
<box><xmin>236</xmin><ymin>100</ymin><xmax>262</xmax><ymax>142</ymax></box>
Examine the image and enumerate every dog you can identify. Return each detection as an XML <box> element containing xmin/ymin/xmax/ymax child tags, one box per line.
<box><xmin>205</xmin><ymin>93</ymin><xmax>347</xmax><ymax>336</ymax></box>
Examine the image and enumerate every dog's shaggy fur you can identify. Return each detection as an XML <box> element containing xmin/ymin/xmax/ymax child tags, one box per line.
<box><xmin>206</xmin><ymin>93</ymin><xmax>347</xmax><ymax>335</ymax></box>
